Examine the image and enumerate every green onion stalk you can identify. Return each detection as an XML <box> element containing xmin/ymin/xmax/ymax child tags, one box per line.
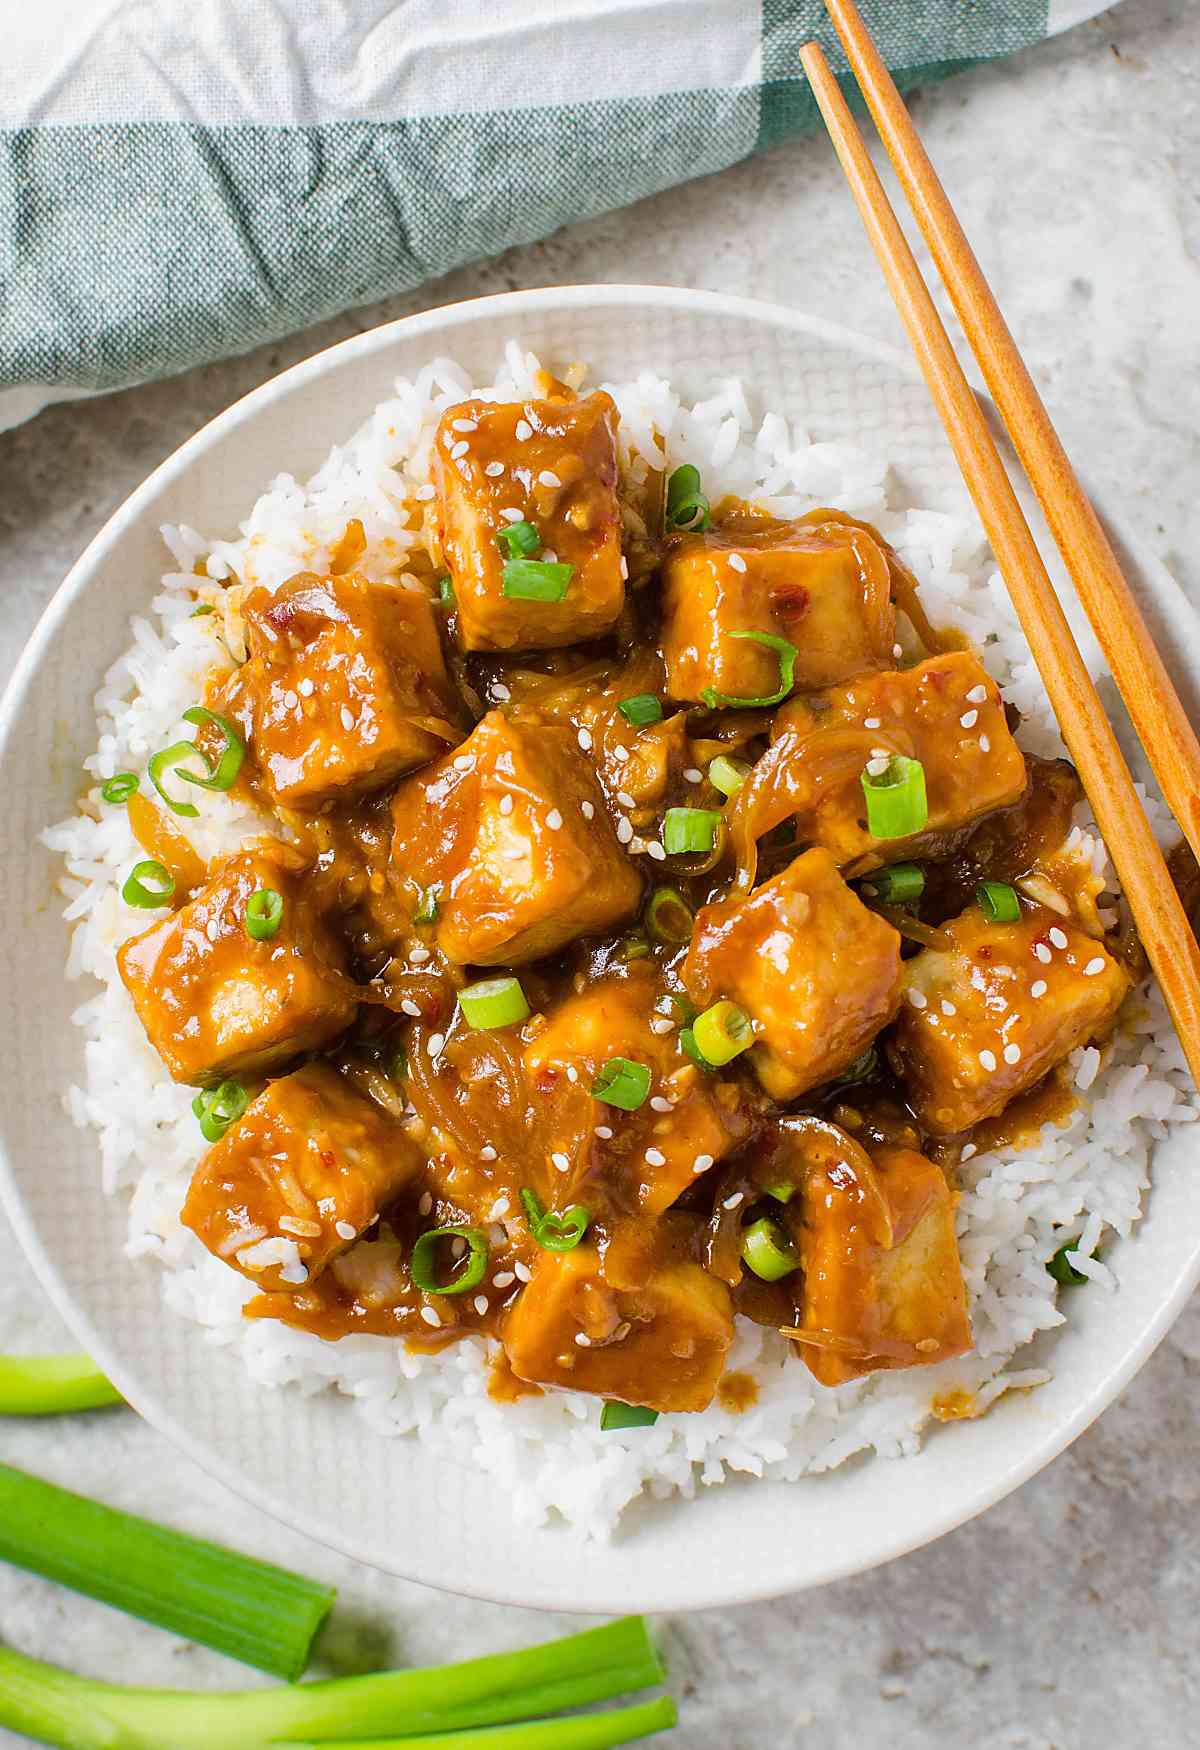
<box><xmin>0</xmin><ymin>1620</ymin><xmax>670</xmax><ymax>1750</ymax></box>
<box><xmin>0</xmin><ymin>1355</ymin><xmax>122</xmax><ymax>1416</ymax></box>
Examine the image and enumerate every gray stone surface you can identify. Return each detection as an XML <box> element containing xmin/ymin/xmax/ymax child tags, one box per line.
<box><xmin>1</xmin><ymin>1</ymin><xmax>1198</xmax><ymax>1743</ymax></box>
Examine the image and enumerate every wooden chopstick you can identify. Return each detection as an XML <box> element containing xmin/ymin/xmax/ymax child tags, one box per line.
<box><xmin>798</xmin><ymin>40</ymin><xmax>1200</xmax><ymax>1088</ymax></box>
<box><xmin>822</xmin><ymin>0</ymin><xmax>1200</xmax><ymax>869</ymax></box>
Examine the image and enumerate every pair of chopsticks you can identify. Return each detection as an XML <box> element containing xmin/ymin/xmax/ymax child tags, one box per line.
<box><xmin>800</xmin><ymin>1</ymin><xmax>1200</xmax><ymax>1088</ymax></box>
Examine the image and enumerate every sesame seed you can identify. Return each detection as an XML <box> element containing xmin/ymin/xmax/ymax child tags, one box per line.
<box><xmin>541</xmin><ymin>549</ymin><xmax>558</xmax><ymax>564</ymax></box>
<box><xmin>418</xmin><ymin>1193</ymin><xmax>433</xmax><ymax>1219</ymax></box>
<box><xmin>492</xmin><ymin>682</ymin><xmax>511</xmax><ymax>702</ymax></box>
<box><xmin>474</xmin><ymin>1294</ymin><xmax>489</xmax><ymax>1315</ymax></box>
<box><xmin>580</xmin><ymin>799</ymin><xmax>595</xmax><ymax>820</ymax></box>
<box><xmin>499</xmin><ymin>793</ymin><xmax>514</xmax><ymax>816</ymax></box>
<box><xmin>649</xmin><ymin>1017</ymin><xmax>674</xmax><ymax>1035</ymax></box>
<box><xmin>428</xmin><ymin>1032</ymin><xmax>446</xmax><ymax>1056</ymax></box>
<box><xmin>298</xmin><ymin>677</ymin><xmax>314</xmax><ymax>697</ymax></box>
<box><xmin>722</xmin><ymin>1192</ymin><xmax>745</xmax><ymax>1210</ymax></box>
<box><xmin>908</xmin><ymin>989</ymin><xmax>928</xmax><ymax>1009</ymax></box>
<box><xmin>620</xmin><ymin>556</ymin><xmax>629</xmax><ymax>580</ymax></box>
<box><xmin>728</xmin><ymin>553</ymin><xmax>748</xmax><ymax>573</ymax></box>
<box><xmin>1084</xmin><ymin>957</ymin><xmax>1106</xmax><ymax>977</ymax></box>
<box><xmin>500</xmin><ymin>506</ymin><xmax>523</xmax><ymax>522</ymax></box>
<box><xmin>450</xmin><ymin>440</ymin><xmax>469</xmax><ymax>460</ymax></box>
<box><xmin>959</xmin><ymin>709</ymin><xmax>978</xmax><ymax>729</ymax></box>
<box><xmin>335</xmin><ymin>1221</ymin><xmax>357</xmax><ymax>1241</ymax></box>
<box><xmin>966</xmin><ymin>685</ymin><xmax>987</xmax><ymax>703</ymax></box>
<box><xmin>452</xmin><ymin>417</ymin><xmax>477</xmax><ymax>432</ymax></box>
<box><xmin>1031</xmin><ymin>979</ymin><xmax>1048</xmax><ymax>998</ymax></box>
<box><xmin>645</xmin><ymin>1147</ymin><xmax>666</xmax><ymax>1167</ymax></box>
<box><xmin>546</xmin><ymin>809</ymin><xmax>563</xmax><ymax>830</ymax></box>
<box><xmin>551</xmin><ymin>1151</ymin><xmax>570</xmax><ymax>1171</ymax></box>
<box><xmin>863</xmin><ymin>717</ymin><xmax>881</xmax><ymax>730</ymax></box>
<box><xmin>650</xmin><ymin>1096</ymin><xmax>673</xmax><ymax>1112</ymax></box>
<box><xmin>577</xmin><ymin>727</ymin><xmax>593</xmax><ymax>751</ymax></box>
<box><xmin>693</xmin><ymin>1153</ymin><xmax>714</xmax><ymax>1172</ymax></box>
<box><xmin>1003</xmin><ymin>1043</ymin><xmax>1022</xmax><ymax>1064</ymax></box>
<box><xmin>1034</xmin><ymin>943</ymin><xmax>1052</xmax><ymax>964</ymax></box>
<box><xmin>420</xmin><ymin>1306</ymin><xmax>442</xmax><ymax>1328</ymax></box>
<box><xmin>979</xmin><ymin>734</ymin><xmax>991</xmax><ymax>753</ymax></box>
<box><xmin>453</xmin><ymin>753</ymin><xmax>472</xmax><ymax>770</ymax></box>
<box><xmin>613</xmin><ymin>744</ymin><xmax>630</xmax><ymax>761</ymax></box>
<box><xmin>941</xmin><ymin>999</ymin><xmax>957</xmax><ymax>1016</ymax></box>
<box><xmin>514</xmin><ymin>1261</ymin><xmax>532</xmax><ymax>1282</ymax></box>
<box><xmin>205</xmin><ymin>917</ymin><xmax>220</xmax><ymax>942</ymax></box>
<box><xmin>566</xmin><ymin>1064</ymin><xmax>579</xmax><ymax>1083</ymax></box>
<box><xmin>616</xmin><ymin>817</ymin><xmax>634</xmax><ymax>844</ymax></box>
<box><xmin>647</xmin><ymin>842</ymin><xmax>667</xmax><ymax>862</ymax></box>
<box><xmin>401</xmin><ymin>998</ymin><xmax>421</xmax><ymax>1017</ymax></box>
<box><xmin>1049</xmin><ymin>927</ymin><xmax>1069</xmax><ymax>949</ymax></box>
<box><xmin>515</xmin><ymin>420</ymin><xmax>533</xmax><ymax>442</ymax></box>
<box><xmin>683</xmin><ymin>768</ymin><xmax>703</xmax><ymax>784</ymax></box>
<box><xmin>979</xmin><ymin>1049</ymin><xmax>997</xmax><ymax>1071</ymax></box>
<box><xmin>340</xmin><ymin>705</ymin><xmax>355</xmax><ymax>732</ymax></box>
<box><xmin>283</xmin><ymin>689</ymin><xmax>299</xmax><ymax>710</ymax></box>
<box><xmin>493</xmin><ymin>1271</ymin><xmax>515</xmax><ymax>1288</ymax></box>
<box><xmin>479</xmin><ymin>1144</ymin><xmax>498</xmax><ymax>1162</ymax></box>
<box><xmin>409</xmin><ymin>945</ymin><xmax>431</xmax><ymax>964</ymax></box>
<box><xmin>575</xmin><ymin>1332</ymin><xmax>591</xmax><ymax>1347</ymax></box>
<box><xmin>960</xmin><ymin>1142</ymin><xmax>978</xmax><ymax>1161</ymax></box>
<box><xmin>539</xmin><ymin>469</ymin><xmax>562</xmax><ymax>489</ymax></box>
<box><xmin>893</xmin><ymin>642</ymin><xmax>904</xmax><ymax>659</ymax></box>
<box><xmin>488</xmin><ymin>1198</ymin><xmax>509</xmax><ymax>1220</ymax></box>
<box><xmin>484</xmin><ymin>460</ymin><xmax>504</xmax><ymax>477</ymax></box>
<box><xmin>866</xmin><ymin>756</ymin><xmax>890</xmax><ymax>777</ymax></box>
<box><xmin>595</xmin><ymin>1125</ymin><xmax>614</xmax><ymax>1140</ymax></box>
<box><xmin>617</xmin><ymin>790</ymin><xmax>636</xmax><ymax>809</ymax></box>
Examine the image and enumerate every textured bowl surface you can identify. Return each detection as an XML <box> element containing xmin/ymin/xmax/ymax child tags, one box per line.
<box><xmin>3</xmin><ymin>286</ymin><xmax>1199</xmax><ymax>1613</ymax></box>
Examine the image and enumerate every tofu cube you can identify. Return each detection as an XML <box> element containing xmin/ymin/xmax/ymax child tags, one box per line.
<box><xmin>233</xmin><ymin>572</ymin><xmax>461</xmax><ymax>811</ymax></box>
<box><xmin>389</xmin><ymin>711</ymin><xmax>642</xmax><ymax>965</ymax></box>
<box><xmin>182</xmin><ymin>1063</ymin><xmax>422</xmax><ymax>1292</ymax></box>
<box><xmin>434</xmin><ymin>391</ymin><xmax>625</xmax><ymax>651</ymax></box>
<box><xmin>684</xmin><ymin>847</ymin><xmax>903</xmax><ymax>1101</ymax></box>
<box><xmin>660</xmin><ymin>514</ymin><xmax>896</xmax><ymax>704</ymax></box>
<box><xmin>523</xmin><ymin>962</ymin><xmax>753</xmax><ymax>1215</ymax></box>
<box><xmin>887</xmin><ymin>902</ymin><xmax>1130</xmax><ymax>1134</ymax></box>
<box><xmin>118</xmin><ymin>846</ymin><xmax>356</xmax><ymax>1084</ymax></box>
<box><xmin>765</xmin><ymin>652</ymin><xmax>1028</xmax><ymax>874</ymax></box>
<box><xmin>799</xmin><ymin>1140</ymin><xmax>972</xmax><ymax>1386</ymax></box>
<box><xmin>503</xmin><ymin>1246</ymin><xmax>733</xmax><ymax>1412</ymax></box>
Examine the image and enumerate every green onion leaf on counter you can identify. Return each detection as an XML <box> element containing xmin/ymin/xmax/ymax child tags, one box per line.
<box><xmin>521</xmin><ymin>1189</ymin><xmax>591</xmax><ymax>1254</ymax></box>
<box><xmin>860</xmin><ymin>754</ymin><xmax>928</xmax><ymax>840</ymax></box>
<box><xmin>691</xmin><ymin>1001</ymin><xmax>753</xmax><ymax>1068</ymax></box>
<box><xmin>665</xmin><ymin>464</ymin><xmax>710</xmax><ymax>533</ymax></box>
<box><xmin>700</xmin><ymin>632</ymin><xmax>797</xmax><ymax>711</ymax></box>
<box><xmin>121</xmin><ymin>860</ymin><xmax>175</xmax><ymax>909</ymax></box>
<box><xmin>496</xmin><ymin>520</ymin><xmax>541</xmax><ymax>559</ymax></box>
<box><xmin>617</xmin><ymin>693</ymin><xmax>663</xmax><ymax>727</ymax></box>
<box><xmin>740</xmin><ymin>1217</ymin><xmax>800</xmax><ymax>1283</ymax></box>
<box><xmin>0</xmin><ymin>1356</ymin><xmax>122</xmax><ymax>1417</ymax></box>
<box><xmin>0</xmin><ymin>1615</ymin><xmax>672</xmax><ymax>1747</ymax></box>
<box><xmin>707</xmin><ymin>754</ymin><xmax>750</xmax><ymax>797</ymax></box>
<box><xmin>99</xmin><ymin>772</ymin><xmax>138</xmax><ymax>805</ymax></box>
<box><xmin>662</xmin><ymin>807</ymin><xmax>721</xmax><ymax>857</ymax></box>
<box><xmin>977</xmin><ymin>880</ymin><xmax>1021</xmax><ymax>923</ymax></box>
<box><xmin>192</xmin><ymin>1079</ymin><xmax>249</xmax><ymax>1144</ymax></box>
<box><xmin>591</xmin><ymin>1057</ymin><xmax>651</xmax><ymax>1111</ymax></box>
<box><xmin>410</xmin><ymin>1226</ymin><xmax>489</xmax><ymax>1296</ymax></box>
<box><xmin>244</xmin><ymin>887</ymin><xmax>284</xmax><ymax>941</ymax></box>
<box><xmin>600</xmin><ymin>1402</ymin><xmax>660</xmax><ymax>1432</ymax></box>
<box><xmin>501</xmin><ymin>559</ymin><xmax>574</xmax><ymax>602</ymax></box>
<box><xmin>864</xmin><ymin>862</ymin><xmax>925</xmax><ymax>905</ymax></box>
<box><xmin>459</xmin><ymin>976</ymin><xmax>530</xmax><ymax>1030</ymax></box>
<box><xmin>0</xmin><ymin>1463</ymin><xmax>333</xmax><ymax>1681</ymax></box>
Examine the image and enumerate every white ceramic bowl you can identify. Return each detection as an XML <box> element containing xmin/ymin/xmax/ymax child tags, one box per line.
<box><xmin>3</xmin><ymin>286</ymin><xmax>1198</xmax><ymax>1614</ymax></box>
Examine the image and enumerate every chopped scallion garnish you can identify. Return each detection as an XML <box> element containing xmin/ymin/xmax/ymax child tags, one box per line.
<box><xmin>410</xmin><ymin>1225</ymin><xmax>489</xmax><ymax>1295</ymax></box>
<box><xmin>740</xmin><ymin>1216</ymin><xmax>800</xmax><ymax>1282</ymax></box>
<box><xmin>665</xmin><ymin>464</ymin><xmax>711</xmax><ymax>533</ymax></box>
<box><xmin>591</xmin><ymin>1057</ymin><xmax>651</xmax><ymax>1111</ymax></box>
<box><xmin>192</xmin><ymin>1080</ymin><xmax>249</xmax><ymax>1145</ymax></box>
<box><xmin>438</xmin><ymin>574</ymin><xmax>455</xmax><ymax>603</ymax></box>
<box><xmin>701</xmin><ymin>631</ymin><xmax>797</xmax><ymax>710</ymax></box>
<box><xmin>496</xmin><ymin>520</ymin><xmax>541</xmax><ymax>559</ymax></box>
<box><xmin>707</xmin><ymin>754</ymin><xmax>750</xmax><ymax>797</ymax></box>
<box><xmin>501</xmin><ymin>558</ymin><xmax>574</xmax><ymax>602</ymax></box>
<box><xmin>244</xmin><ymin>887</ymin><xmax>283</xmax><ymax>942</ymax></box>
<box><xmin>1047</xmin><ymin>1242</ymin><xmax>1089</xmax><ymax>1286</ymax></box>
<box><xmin>662</xmin><ymin>807</ymin><xmax>722</xmax><ymax>856</ymax></box>
<box><xmin>861</xmin><ymin>754</ymin><xmax>928</xmax><ymax>839</ymax></box>
<box><xmin>191</xmin><ymin>603</ymin><xmax>214</xmax><ymax>617</ymax></box>
<box><xmin>459</xmin><ymin>975</ymin><xmax>530</xmax><ymax>1030</ymax></box>
<box><xmin>645</xmin><ymin>886</ymin><xmax>694</xmax><ymax>944</ymax></box>
<box><xmin>148</xmin><ymin>740</ymin><xmax>204</xmax><ymax>817</ymax></box>
<box><xmin>100</xmin><ymin>772</ymin><xmax>137</xmax><ymax>805</ymax></box>
<box><xmin>600</xmin><ymin>1401</ymin><xmax>660</xmax><ymax>1430</ymax></box>
<box><xmin>520</xmin><ymin>1188</ymin><xmax>592</xmax><ymax>1253</ymax></box>
<box><xmin>977</xmin><ymin>880</ymin><xmax>1021</xmax><ymax>923</ymax></box>
<box><xmin>617</xmin><ymin>694</ymin><xmax>663</xmax><ymax>727</ymax></box>
<box><xmin>121</xmin><ymin>859</ymin><xmax>175</xmax><ymax>909</ymax></box>
<box><xmin>414</xmin><ymin>885</ymin><xmax>441</xmax><ymax>925</ymax></box>
<box><xmin>834</xmin><ymin>1044</ymin><xmax>880</xmax><ymax>1087</ymax></box>
<box><xmin>0</xmin><ymin>1355</ymin><xmax>121</xmax><ymax>1416</ymax></box>
<box><xmin>679</xmin><ymin>1026</ymin><xmax>717</xmax><ymax>1072</ymax></box>
<box><xmin>866</xmin><ymin>862</ymin><xmax>925</xmax><ymax>904</ymax></box>
<box><xmin>179</xmin><ymin>707</ymin><xmax>245</xmax><ymax>793</ymax></box>
<box><xmin>692</xmin><ymin>1001</ymin><xmax>753</xmax><ymax>1067</ymax></box>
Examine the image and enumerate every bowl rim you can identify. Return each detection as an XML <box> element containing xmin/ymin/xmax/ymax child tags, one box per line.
<box><xmin>3</xmin><ymin>281</ymin><xmax>1197</xmax><ymax>1611</ymax></box>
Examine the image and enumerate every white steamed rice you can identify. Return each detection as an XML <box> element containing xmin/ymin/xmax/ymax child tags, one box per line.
<box><xmin>43</xmin><ymin>342</ymin><xmax>1200</xmax><ymax>1539</ymax></box>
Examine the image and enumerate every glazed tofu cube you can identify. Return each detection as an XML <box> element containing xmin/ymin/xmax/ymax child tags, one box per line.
<box><xmin>523</xmin><ymin>962</ymin><xmax>753</xmax><ymax>1215</ymax></box>
<box><xmin>762</xmin><ymin>653</ymin><xmax>1028</xmax><ymax>875</ymax></box>
<box><xmin>503</xmin><ymin>1246</ymin><xmax>733</xmax><ymax>1412</ymax></box>
<box><xmin>434</xmin><ymin>391</ymin><xmax>625</xmax><ymax>651</ymax></box>
<box><xmin>887</xmin><ymin>902</ymin><xmax>1130</xmax><ymax>1135</ymax></box>
<box><xmin>799</xmin><ymin>1140</ymin><xmax>971</xmax><ymax>1386</ymax></box>
<box><xmin>684</xmin><ymin>847</ymin><xmax>903</xmax><ymax>1101</ymax></box>
<box><xmin>233</xmin><ymin>572</ymin><xmax>461</xmax><ymax>811</ymax></box>
<box><xmin>118</xmin><ymin>847</ymin><xmax>356</xmax><ymax>1084</ymax></box>
<box><xmin>660</xmin><ymin>515</ymin><xmax>896</xmax><ymax>704</ymax></box>
<box><xmin>389</xmin><ymin>711</ymin><xmax>641</xmax><ymax>965</ymax></box>
<box><xmin>182</xmin><ymin>1063</ymin><xmax>422</xmax><ymax>1292</ymax></box>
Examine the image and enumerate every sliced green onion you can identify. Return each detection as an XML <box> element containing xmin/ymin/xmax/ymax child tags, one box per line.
<box><xmin>459</xmin><ymin>976</ymin><xmax>530</xmax><ymax>1030</ymax></box>
<box><xmin>617</xmin><ymin>693</ymin><xmax>663</xmax><ymax>727</ymax></box>
<box><xmin>762</xmin><ymin>1181</ymin><xmax>796</xmax><ymax>1205</ymax></box>
<box><xmin>861</xmin><ymin>754</ymin><xmax>928</xmax><ymax>839</ymax></box>
<box><xmin>621</xmin><ymin>933</ymin><xmax>651</xmax><ymax>961</ymax></box>
<box><xmin>390</xmin><ymin>1043</ymin><xmax>407</xmax><ymax>1083</ymax></box>
<box><xmin>244</xmin><ymin>887</ymin><xmax>283</xmax><ymax>941</ymax></box>
<box><xmin>600</xmin><ymin>1402</ymin><xmax>660</xmax><ymax>1430</ymax></box>
<box><xmin>501</xmin><ymin>559</ymin><xmax>574</xmax><ymax>602</ymax></box>
<box><xmin>701</xmin><ymin>632</ymin><xmax>797</xmax><ymax>710</ymax></box>
<box><xmin>0</xmin><ymin>1628</ymin><xmax>671</xmax><ymax>1748</ymax></box>
<box><xmin>438</xmin><ymin>574</ymin><xmax>456</xmax><ymax>603</ymax></box>
<box><xmin>867</xmin><ymin>862</ymin><xmax>925</xmax><ymax>904</ymax></box>
<box><xmin>122</xmin><ymin>859</ymin><xmax>175</xmax><ymax>909</ymax></box>
<box><xmin>834</xmin><ymin>1045</ymin><xmax>880</xmax><ymax>1087</ymax></box>
<box><xmin>414</xmin><ymin>885</ymin><xmax>441</xmax><ymax>925</ymax></box>
<box><xmin>410</xmin><ymin>1226</ymin><xmax>489</xmax><ymax>1296</ymax></box>
<box><xmin>100</xmin><ymin>772</ymin><xmax>137</xmax><ymax>804</ymax></box>
<box><xmin>679</xmin><ymin>1026</ymin><xmax>716</xmax><ymax>1072</ymax></box>
<box><xmin>520</xmin><ymin>1188</ymin><xmax>592</xmax><ymax>1253</ymax></box>
<box><xmin>179</xmin><ymin>707</ymin><xmax>245</xmax><ymax>793</ymax></box>
<box><xmin>192</xmin><ymin>1080</ymin><xmax>249</xmax><ymax>1145</ymax></box>
<box><xmin>148</xmin><ymin>739</ymin><xmax>204</xmax><ymax>817</ymax></box>
<box><xmin>708</xmin><ymin>754</ymin><xmax>750</xmax><ymax>797</ymax></box>
<box><xmin>0</xmin><ymin>1356</ymin><xmax>122</xmax><ymax>1417</ymax></box>
<box><xmin>191</xmin><ymin>603</ymin><xmax>215</xmax><ymax>617</ymax></box>
<box><xmin>0</xmin><ymin>1462</ymin><xmax>333</xmax><ymax>1680</ymax></box>
<box><xmin>692</xmin><ymin>1001</ymin><xmax>753</xmax><ymax>1067</ymax></box>
<box><xmin>977</xmin><ymin>880</ymin><xmax>1021</xmax><ymax>923</ymax></box>
<box><xmin>663</xmin><ymin>806</ymin><xmax>721</xmax><ymax>856</ymax></box>
<box><xmin>645</xmin><ymin>886</ymin><xmax>694</xmax><ymax>944</ymax></box>
<box><xmin>591</xmin><ymin>1057</ymin><xmax>651</xmax><ymax>1111</ymax></box>
<box><xmin>665</xmin><ymin>463</ymin><xmax>710</xmax><ymax>533</ymax></box>
<box><xmin>496</xmin><ymin>520</ymin><xmax>541</xmax><ymax>559</ymax></box>
<box><xmin>1047</xmin><ymin>1242</ymin><xmax>1089</xmax><ymax>1286</ymax></box>
<box><xmin>740</xmin><ymin>1216</ymin><xmax>800</xmax><ymax>1282</ymax></box>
